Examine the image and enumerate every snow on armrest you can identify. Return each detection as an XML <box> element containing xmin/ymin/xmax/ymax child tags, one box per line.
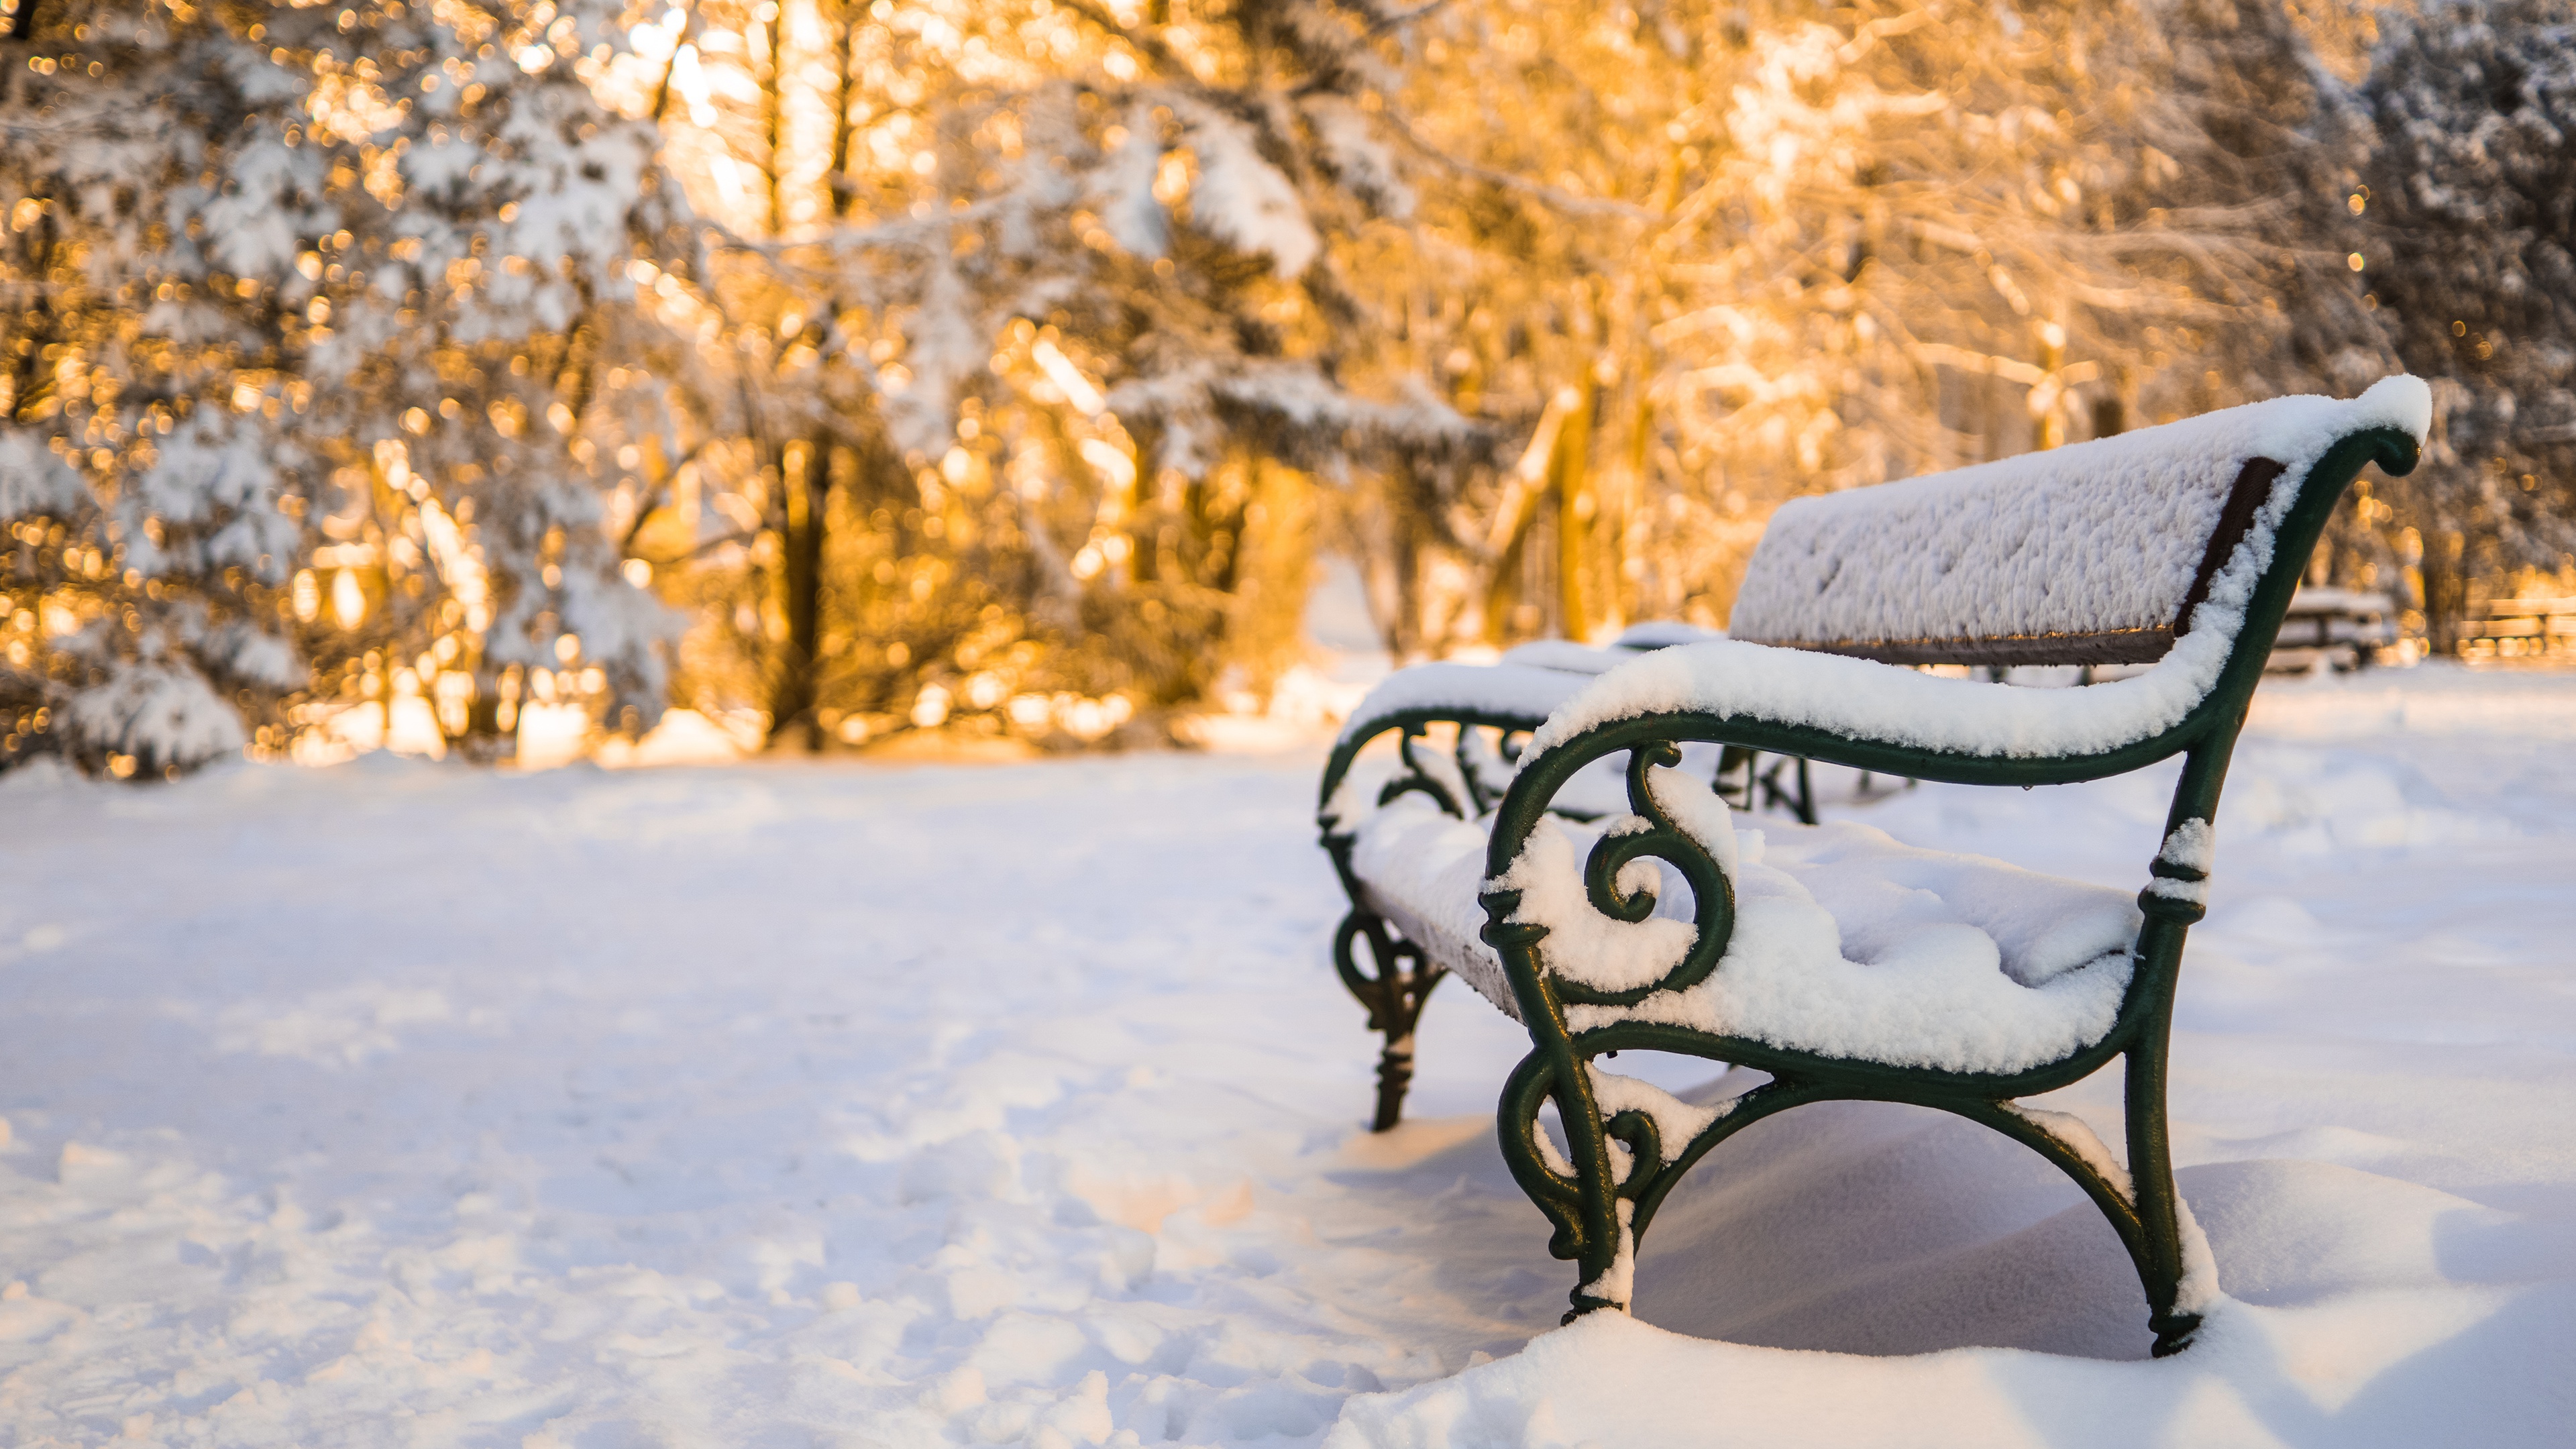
<box><xmin>1334</xmin><ymin>661</ymin><xmax>1593</xmax><ymax>749</ymax></box>
<box><xmin>1477</xmin><ymin>623</ymin><xmax>1727</xmax><ymax>676</ymax></box>
<box><xmin>1728</xmin><ymin>376</ymin><xmax>2430</xmax><ymax>665</ymax></box>
<box><xmin>1611</xmin><ymin>621</ymin><xmax>1725</xmax><ymax>649</ymax></box>
<box><xmin>1527</xmin><ymin>631</ymin><xmax>2231</xmax><ymax>763</ymax></box>
<box><xmin>1498</xmin><ymin>640</ymin><xmax>1635</xmax><ymax>674</ymax></box>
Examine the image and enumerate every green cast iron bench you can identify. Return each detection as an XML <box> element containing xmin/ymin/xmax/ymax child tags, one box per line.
<box><xmin>1316</xmin><ymin>377</ymin><xmax>2430</xmax><ymax>1356</ymax></box>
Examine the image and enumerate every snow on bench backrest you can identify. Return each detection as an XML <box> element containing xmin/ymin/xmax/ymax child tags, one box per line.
<box><xmin>1728</xmin><ymin>377</ymin><xmax>2432</xmax><ymax>666</ymax></box>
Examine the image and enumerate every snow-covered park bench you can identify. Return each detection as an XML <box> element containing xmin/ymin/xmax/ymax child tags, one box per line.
<box><xmin>1316</xmin><ymin>377</ymin><xmax>2430</xmax><ymax>1356</ymax></box>
<box><xmin>2269</xmin><ymin>586</ymin><xmax>2399</xmax><ymax>672</ymax></box>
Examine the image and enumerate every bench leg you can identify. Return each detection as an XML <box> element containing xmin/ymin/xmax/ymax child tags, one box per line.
<box><xmin>1497</xmin><ymin>1042</ymin><xmax>1627</xmax><ymax>1321</ymax></box>
<box><xmin>1499</xmin><ymin>1041</ymin><xmax>1824</xmax><ymax>1326</ymax></box>
<box><xmin>2125</xmin><ymin>1042</ymin><xmax>2206</xmax><ymax>1357</ymax></box>
<box><xmin>1760</xmin><ymin>754</ymin><xmax>1816</xmax><ymax>826</ymax></box>
<box><xmin>1332</xmin><ymin>910</ymin><xmax>1444</xmax><ymax>1132</ymax></box>
<box><xmin>1494</xmin><ymin>1038</ymin><xmax>2214</xmax><ymax>1352</ymax></box>
<box><xmin>1720</xmin><ymin>747</ymin><xmax>1819</xmax><ymax>826</ymax></box>
<box><xmin>1373</xmin><ymin>1025</ymin><xmax>1424</xmax><ymax>1134</ymax></box>
<box><xmin>1713</xmin><ymin>745</ymin><xmax>1754</xmax><ymax>812</ymax></box>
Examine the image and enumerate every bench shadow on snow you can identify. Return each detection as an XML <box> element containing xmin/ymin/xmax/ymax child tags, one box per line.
<box><xmin>1331</xmin><ymin>1072</ymin><xmax>2163</xmax><ymax>1362</ymax></box>
<box><xmin>1627</xmin><ymin>1081</ymin><xmax>2162</xmax><ymax>1360</ymax></box>
<box><xmin>1339</xmin><ymin>1066</ymin><xmax>2565</xmax><ymax>1366</ymax></box>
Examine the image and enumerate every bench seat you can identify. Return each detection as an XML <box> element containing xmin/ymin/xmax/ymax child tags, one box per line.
<box><xmin>1349</xmin><ymin>792</ymin><xmax>2139</xmax><ymax>1075</ymax></box>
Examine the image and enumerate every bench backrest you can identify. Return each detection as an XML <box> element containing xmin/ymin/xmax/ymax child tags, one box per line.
<box><xmin>1727</xmin><ymin>378</ymin><xmax>2432</xmax><ymax>667</ymax></box>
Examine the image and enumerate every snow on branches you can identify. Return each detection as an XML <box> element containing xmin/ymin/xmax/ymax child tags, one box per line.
<box><xmin>1</xmin><ymin>0</ymin><xmax>690</xmax><ymax>775</ymax></box>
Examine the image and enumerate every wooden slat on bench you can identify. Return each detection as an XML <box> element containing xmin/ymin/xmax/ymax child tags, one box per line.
<box><xmin>1762</xmin><ymin>627</ymin><xmax>2176</xmax><ymax>668</ymax></box>
<box><xmin>2172</xmin><ymin>458</ymin><xmax>2288</xmax><ymax>640</ymax></box>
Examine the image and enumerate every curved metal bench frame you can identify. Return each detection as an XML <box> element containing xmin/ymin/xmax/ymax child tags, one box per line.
<box><xmin>1316</xmin><ymin>425</ymin><xmax>2421</xmax><ymax>1356</ymax></box>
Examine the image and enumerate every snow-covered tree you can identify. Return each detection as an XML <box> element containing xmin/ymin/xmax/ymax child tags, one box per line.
<box><xmin>2141</xmin><ymin>0</ymin><xmax>2386</xmax><ymax>407</ymax></box>
<box><xmin>280</xmin><ymin>0</ymin><xmax>694</xmax><ymax>758</ymax></box>
<box><xmin>635</xmin><ymin>0</ymin><xmax>1491</xmax><ymax>747</ymax></box>
<box><xmin>15</xmin><ymin>0</ymin><xmax>2547</xmax><ymax>775</ymax></box>
<box><xmin>1322</xmin><ymin>0</ymin><xmax>2363</xmax><ymax>649</ymax></box>
<box><xmin>1</xmin><ymin>0</ymin><xmax>688</xmax><ymax>775</ymax></box>
<box><xmin>2355</xmin><ymin>0</ymin><xmax>2576</xmax><ymax>647</ymax></box>
<box><xmin>2</xmin><ymin>1</ymin><xmax>319</xmax><ymax>776</ymax></box>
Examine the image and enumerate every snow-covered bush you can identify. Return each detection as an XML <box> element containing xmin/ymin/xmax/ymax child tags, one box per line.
<box><xmin>1</xmin><ymin>3</ymin><xmax>316</xmax><ymax>776</ymax></box>
<box><xmin>56</xmin><ymin>658</ymin><xmax>246</xmax><ymax>779</ymax></box>
<box><xmin>1</xmin><ymin>0</ymin><xmax>691</xmax><ymax>777</ymax></box>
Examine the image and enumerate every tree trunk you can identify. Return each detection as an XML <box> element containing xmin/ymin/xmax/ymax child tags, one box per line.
<box><xmin>449</xmin><ymin>668</ymin><xmax>515</xmax><ymax>764</ymax></box>
<box><xmin>828</xmin><ymin>1</ymin><xmax>860</xmax><ymax>221</ymax></box>
<box><xmin>757</xmin><ymin>9</ymin><xmax>787</xmax><ymax>237</ymax></box>
<box><xmin>2420</xmin><ymin>526</ymin><xmax>2467</xmax><ymax>657</ymax></box>
<box><xmin>7</xmin><ymin>205</ymin><xmax>59</xmax><ymax>424</ymax></box>
<box><xmin>2091</xmin><ymin>392</ymin><xmax>2128</xmax><ymax>439</ymax></box>
<box><xmin>769</xmin><ymin>434</ymin><xmax>833</xmax><ymax>751</ymax></box>
<box><xmin>1387</xmin><ymin>457</ymin><xmax>1424</xmax><ymax>659</ymax></box>
<box><xmin>1555</xmin><ymin>387</ymin><xmax>1593</xmax><ymax>641</ymax></box>
<box><xmin>756</xmin><ymin>3</ymin><xmax>863</xmax><ymax>754</ymax></box>
<box><xmin>1481</xmin><ymin>388</ymin><xmax>1578</xmax><ymax>645</ymax></box>
<box><xmin>1124</xmin><ymin>422</ymin><xmax>1161</xmax><ymax>588</ymax></box>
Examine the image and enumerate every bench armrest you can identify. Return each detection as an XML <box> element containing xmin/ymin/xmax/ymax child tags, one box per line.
<box><xmin>1523</xmin><ymin>635</ymin><xmax>2232</xmax><ymax>777</ymax></box>
<box><xmin>1470</xmin><ymin>642</ymin><xmax>2239</xmax><ymax>1018</ymax></box>
<box><xmin>1476</xmin><ymin>635</ymin><xmax>2260</xmax><ymax>942</ymax></box>
<box><xmin>1334</xmin><ymin>662</ymin><xmax>1594</xmax><ymax>747</ymax></box>
<box><xmin>1319</xmin><ymin>663</ymin><xmax>1600</xmax><ymax>829</ymax></box>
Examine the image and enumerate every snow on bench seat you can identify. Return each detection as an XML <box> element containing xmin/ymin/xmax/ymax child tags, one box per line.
<box><xmin>1348</xmin><ymin>792</ymin><xmax>2141</xmax><ymax>1076</ymax></box>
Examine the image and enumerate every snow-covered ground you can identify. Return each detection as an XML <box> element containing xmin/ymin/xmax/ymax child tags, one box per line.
<box><xmin>1</xmin><ymin>663</ymin><xmax>2571</xmax><ymax>1446</ymax></box>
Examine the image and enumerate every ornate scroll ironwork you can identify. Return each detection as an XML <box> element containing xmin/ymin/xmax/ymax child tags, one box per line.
<box><xmin>1331</xmin><ymin>908</ymin><xmax>1444</xmax><ymax>1132</ymax></box>
<box><xmin>1376</xmin><ymin>724</ymin><xmax>1466</xmax><ymax>818</ymax></box>
<box><xmin>1322</xmin><ymin>710</ymin><xmax>1566</xmax><ymax>1132</ymax></box>
<box><xmin>1479</xmin><ymin>742</ymin><xmax>1736</xmax><ymax>1012</ymax></box>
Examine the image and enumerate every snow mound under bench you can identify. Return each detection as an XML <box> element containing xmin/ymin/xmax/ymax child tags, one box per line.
<box><xmin>1349</xmin><ymin>796</ymin><xmax>2142</xmax><ymax>1076</ymax></box>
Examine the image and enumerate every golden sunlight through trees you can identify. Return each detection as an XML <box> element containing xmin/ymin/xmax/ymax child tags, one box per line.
<box><xmin>4</xmin><ymin>0</ymin><xmax>2573</xmax><ymax>775</ymax></box>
